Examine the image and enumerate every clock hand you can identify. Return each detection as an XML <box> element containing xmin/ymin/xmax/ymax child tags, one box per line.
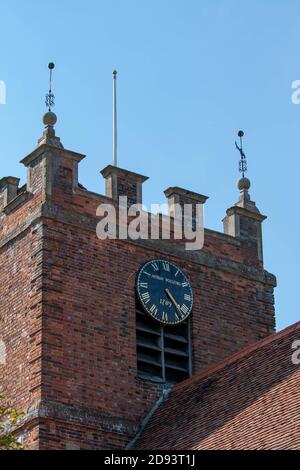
<box><xmin>164</xmin><ymin>288</ymin><xmax>182</xmax><ymax>314</ymax></box>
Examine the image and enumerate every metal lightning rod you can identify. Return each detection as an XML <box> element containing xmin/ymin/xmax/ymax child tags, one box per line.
<box><xmin>112</xmin><ymin>70</ymin><xmax>118</xmax><ymax>166</ymax></box>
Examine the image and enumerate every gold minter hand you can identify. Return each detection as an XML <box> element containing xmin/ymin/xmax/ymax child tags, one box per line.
<box><xmin>164</xmin><ymin>288</ymin><xmax>182</xmax><ymax>315</ymax></box>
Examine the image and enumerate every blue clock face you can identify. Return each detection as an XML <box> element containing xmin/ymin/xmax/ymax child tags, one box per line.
<box><xmin>136</xmin><ymin>259</ymin><xmax>193</xmax><ymax>325</ymax></box>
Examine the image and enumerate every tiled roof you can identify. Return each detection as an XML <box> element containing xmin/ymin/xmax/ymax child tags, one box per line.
<box><xmin>134</xmin><ymin>322</ymin><xmax>300</xmax><ymax>450</ymax></box>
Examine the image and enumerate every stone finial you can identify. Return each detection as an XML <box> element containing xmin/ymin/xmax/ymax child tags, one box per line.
<box><xmin>235</xmin><ymin>177</ymin><xmax>260</xmax><ymax>214</ymax></box>
<box><xmin>237</xmin><ymin>177</ymin><xmax>251</xmax><ymax>192</ymax></box>
<box><xmin>38</xmin><ymin>112</ymin><xmax>64</xmax><ymax>149</ymax></box>
<box><xmin>43</xmin><ymin>111</ymin><xmax>57</xmax><ymax>127</ymax></box>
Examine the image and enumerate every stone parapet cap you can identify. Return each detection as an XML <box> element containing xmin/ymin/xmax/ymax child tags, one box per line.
<box><xmin>0</xmin><ymin>176</ymin><xmax>20</xmax><ymax>189</ymax></box>
<box><xmin>164</xmin><ymin>187</ymin><xmax>208</xmax><ymax>204</ymax></box>
<box><xmin>20</xmin><ymin>144</ymin><xmax>86</xmax><ymax>167</ymax></box>
<box><xmin>225</xmin><ymin>205</ymin><xmax>267</xmax><ymax>222</ymax></box>
<box><xmin>100</xmin><ymin>165</ymin><xmax>149</xmax><ymax>183</ymax></box>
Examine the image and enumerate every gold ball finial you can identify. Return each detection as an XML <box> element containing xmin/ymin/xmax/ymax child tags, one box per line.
<box><xmin>237</xmin><ymin>177</ymin><xmax>251</xmax><ymax>191</ymax></box>
<box><xmin>43</xmin><ymin>111</ymin><xmax>57</xmax><ymax>127</ymax></box>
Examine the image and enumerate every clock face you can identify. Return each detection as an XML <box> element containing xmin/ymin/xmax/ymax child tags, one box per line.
<box><xmin>136</xmin><ymin>259</ymin><xmax>193</xmax><ymax>325</ymax></box>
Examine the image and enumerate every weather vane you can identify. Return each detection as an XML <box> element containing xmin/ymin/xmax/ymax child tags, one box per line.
<box><xmin>112</xmin><ymin>70</ymin><xmax>118</xmax><ymax>167</ymax></box>
<box><xmin>45</xmin><ymin>62</ymin><xmax>55</xmax><ymax>112</ymax></box>
<box><xmin>235</xmin><ymin>130</ymin><xmax>247</xmax><ymax>178</ymax></box>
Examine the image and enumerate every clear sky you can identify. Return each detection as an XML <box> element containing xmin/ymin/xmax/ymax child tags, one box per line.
<box><xmin>0</xmin><ymin>0</ymin><xmax>299</xmax><ymax>331</ymax></box>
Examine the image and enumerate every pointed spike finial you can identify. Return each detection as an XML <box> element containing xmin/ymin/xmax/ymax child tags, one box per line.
<box><xmin>112</xmin><ymin>70</ymin><xmax>118</xmax><ymax>167</ymax></box>
<box><xmin>46</xmin><ymin>62</ymin><xmax>55</xmax><ymax>112</ymax></box>
<box><xmin>235</xmin><ymin>130</ymin><xmax>247</xmax><ymax>178</ymax></box>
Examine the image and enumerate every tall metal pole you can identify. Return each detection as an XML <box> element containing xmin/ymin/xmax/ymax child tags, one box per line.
<box><xmin>112</xmin><ymin>70</ymin><xmax>118</xmax><ymax>166</ymax></box>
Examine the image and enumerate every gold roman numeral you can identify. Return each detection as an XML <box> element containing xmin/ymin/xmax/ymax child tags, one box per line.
<box><xmin>181</xmin><ymin>304</ymin><xmax>189</xmax><ymax>315</ymax></box>
<box><xmin>162</xmin><ymin>311</ymin><xmax>168</xmax><ymax>322</ymax></box>
<box><xmin>162</xmin><ymin>262</ymin><xmax>170</xmax><ymax>272</ymax></box>
<box><xmin>139</xmin><ymin>282</ymin><xmax>148</xmax><ymax>289</ymax></box>
<box><xmin>151</xmin><ymin>262</ymin><xmax>159</xmax><ymax>271</ymax></box>
<box><xmin>150</xmin><ymin>304</ymin><xmax>158</xmax><ymax>316</ymax></box>
<box><xmin>141</xmin><ymin>292</ymin><xmax>150</xmax><ymax>304</ymax></box>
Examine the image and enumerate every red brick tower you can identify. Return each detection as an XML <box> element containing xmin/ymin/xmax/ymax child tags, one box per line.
<box><xmin>0</xmin><ymin>112</ymin><xmax>276</xmax><ymax>450</ymax></box>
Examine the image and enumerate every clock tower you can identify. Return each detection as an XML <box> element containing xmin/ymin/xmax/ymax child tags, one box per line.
<box><xmin>0</xmin><ymin>112</ymin><xmax>276</xmax><ymax>450</ymax></box>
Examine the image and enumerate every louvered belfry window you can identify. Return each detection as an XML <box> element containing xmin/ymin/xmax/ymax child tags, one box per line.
<box><xmin>136</xmin><ymin>300</ymin><xmax>192</xmax><ymax>384</ymax></box>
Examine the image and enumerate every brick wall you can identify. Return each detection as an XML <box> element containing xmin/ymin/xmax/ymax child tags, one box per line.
<box><xmin>0</xmin><ymin>190</ymin><xmax>44</xmax><ymax>450</ymax></box>
<box><xmin>0</xmin><ymin>141</ymin><xmax>276</xmax><ymax>449</ymax></box>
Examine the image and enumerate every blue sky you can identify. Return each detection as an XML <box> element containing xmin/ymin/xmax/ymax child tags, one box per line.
<box><xmin>0</xmin><ymin>0</ymin><xmax>299</xmax><ymax>330</ymax></box>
